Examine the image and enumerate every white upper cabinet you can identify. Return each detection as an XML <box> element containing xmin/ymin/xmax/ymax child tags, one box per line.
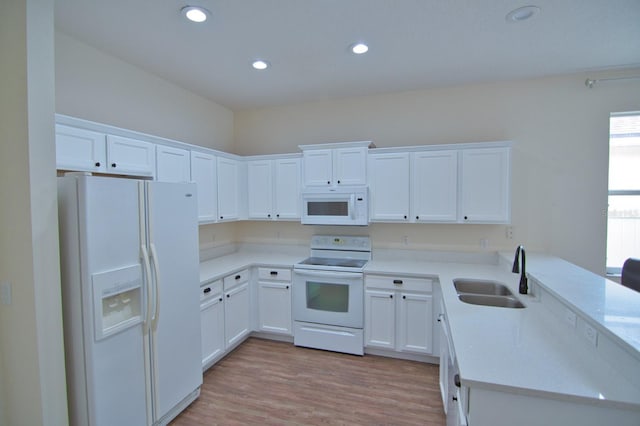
<box><xmin>217</xmin><ymin>156</ymin><xmax>240</xmax><ymax>221</ymax></box>
<box><xmin>247</xmin><ymin>160</ymin><xmax>274</xmax><ymax>219</ymax></box>
<box><xmin>274</xmin><ymin>158</ymin><xmax>301</xmax><ymax>219</ymax></box>
<box><xmin>156</xmin><ymin>145</ymin><xmax>191</xmax><ymax>182</ymax></box>
<box><xmin>190</xmin><ymin>151</ymin><xmax>218</xmax><ymax>223</ymax></box>
<box><xmin>55</xmin><ymin>124</ymin><xmax>107</xmax><ymax>172</ymax></box>
<box><xmin>368</xmin><ymin>152</ymin><xmax>410</xmax><ymax>221</ymax></box>
<box><xmin>247</xmin><ymin>157</ymin><xmax>301</xmax><ymax>220</ymax></box>
<box><xmin>300</xmin><ymin>142</ymin><xmax>371</xmax><ymax>187</ymax></box>
<box><xmin>459</xmin><ymin>147</ymin><xmax>511</xmax><ymax>223</ymax></box>
<box><xmin>411</xmin><ymin>150</ymin><xmax>458</xmax><ymax>223</ymax></box>
<box><xmin>106</xmin><ymin>135</ymin><xmax>156</xmax><ymax>177</ymax></box>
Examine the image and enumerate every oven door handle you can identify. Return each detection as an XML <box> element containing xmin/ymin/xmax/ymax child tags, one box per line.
<box><xmin>294</xmin><ymin>269</ymin><xmax>361</xmax><ymax>280</ymax></box>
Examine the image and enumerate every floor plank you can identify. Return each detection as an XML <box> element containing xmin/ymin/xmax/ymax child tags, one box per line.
<box><xmin>171</xmin><ymin>337</ymin><xmax>446</xmax><ymax>425</ymax></box>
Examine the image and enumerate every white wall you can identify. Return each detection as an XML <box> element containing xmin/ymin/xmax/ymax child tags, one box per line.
<box><xmin>55</xmin><ymin>31</ymin><xmax>234</xmax><ymax>152</ymax></box>
<box><xmin>0</xmin><ymin>0</ymin><xmax>68</xmax><ymax>424</ymax></box>
<box><xmin>235</xmin><ymin>70</ymin><xmax>640</xmax><ymax>274</ymax></box>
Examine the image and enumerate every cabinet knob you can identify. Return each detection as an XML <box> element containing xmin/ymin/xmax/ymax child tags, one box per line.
<box><xmin>94</xmin><ymin>162</ymin><xmax>101</xmax><ymax>167</ymax></box>
<box><xmin>226</xmin><ymin>294</ymin><xmax>230</xmax><ymax>298</ymax></box>
<box><xmin>389</xmin><ymin>294</ymin><xmax>393</xmax><ymax>299</ymax></box>
<box><xmin>286</xmin><ymin>285</ymin><xmax>290</xmax><ymax>289</ymax></box>
<box><xmin>111</xmin><ymin>163</ymin><xmax>116</xmax><ymax>168</ymax></box>
<box><xmin>219</xmin><ymin>297</ymin><xmax>223</xmax><ymax>302</ymax></box>
<box><xmin>416</xmin><ymin>216</ymin><xmax>419</xmax><ymax>220</ymax></box>
<box><xmin>337</xmin><ymin>180</ymin><xmax>341</xmax><ymax>184</ymax></box>
<box><xmin>402</xmin><ymin>295</ymin><xmax>406</xmax><ymax>299</ymax></box>
<box><xmin>276</xmin><ymin>214</ymin><xmax>280</xmax><ymax>218</ymax></box>
<box><xmin>464</xmin><ymin>216</ymin><xmax>468</xmax><ymax>220</ymax></box>
<box><xmin>267</xmin><ymin>214</ymin><xmax>271</xmax><ymax>218</ymax></box>
<box><xmin>220</xmin><ymin>216</ymin><xmax>224</xmax><ymax>219</ymax></box>
<box><xmin>404</xmin><ymin>215</ymin><xmax>407</xmax><ymax>219</ymax></box>
<box><xmin>452</xmin><ymin>396</ymin><xmax>458</xmax><ymax>402</ymax></box>
<box><xmin>327</xmin><ymin>180</ymin><xmax>331</xmax><ymax>185</ymax></box>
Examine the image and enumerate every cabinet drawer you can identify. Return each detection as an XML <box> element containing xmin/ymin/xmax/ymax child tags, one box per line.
<box><xmin>200</xmin><ymin>280</ymin><xmax>223</xmax><ymax>302</ymax></box>
<box><xmin>223</xmin><ymin>269</ymin><xmax>249</xmax><ymax>290</ymax></box>
<box><xmin>258</xmin><ymin>267</ymin><xmax>291</xmax><ymax>281</ymax></box>
<box><xmin>365</xmin><ymin>275</ymin><xmax>433</xmax><ymax>292</ymax></box>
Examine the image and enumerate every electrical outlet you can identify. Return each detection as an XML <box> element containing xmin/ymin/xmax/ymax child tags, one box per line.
<box><xmin>480</xmin><ymin>238</ymin><xmax>489</xmax><ymax>249</ymax></box>
<box><xmin>505</xmin><ymin>226</ymin><xmax>514</xmax><ymax>240</ymax></box>
<box><xmin>402</xmin><ymin>236</ymin><xmax>409</xmax><ymax>245</ymax></box>
<box><xmin>584</xmin><ymin>323</ymin><xmax>598</xmax><ymax>346</ymax></box>
<box><xmin>564</xmin><ymin>308</ymin><xmax>577</xmax><ymax>328</ymax></box>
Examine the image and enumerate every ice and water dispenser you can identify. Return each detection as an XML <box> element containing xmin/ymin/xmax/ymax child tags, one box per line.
<box><xmin>92</xmin><ymin>264</ymin><xmax>143</xmax><ymax>340</ymax></box>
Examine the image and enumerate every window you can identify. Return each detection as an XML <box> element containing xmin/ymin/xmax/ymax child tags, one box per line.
<box><xmin>607</xmin><ymin>112</ymin><xmax>640</xmax><ymax>274</ymax></box>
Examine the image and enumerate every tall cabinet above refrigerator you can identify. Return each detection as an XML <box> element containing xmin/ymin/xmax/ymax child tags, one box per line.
<box><xmin>58</xmin><ymin>173</ymin><xmax>202</xmax><ymax>426</ymax></box>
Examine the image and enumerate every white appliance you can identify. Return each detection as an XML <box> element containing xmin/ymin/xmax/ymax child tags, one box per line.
<box><xmin>58</xmin><ymin>173</ymin><xmax>202</xmax><ymax>426</ymax></box>
<box><xmin>293</xmin><ymin>235</ymin><xmax>371</xmax><ymax>355</ymax></box>
<box><xmin>300</xmin><ymin>186</ymin><xmax>369</xmax><ymax>226</ymax></box>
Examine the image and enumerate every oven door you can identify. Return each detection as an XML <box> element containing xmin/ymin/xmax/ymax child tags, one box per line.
<box><xmin>292</xmin><ymin>269</ymin><xmax>363</xmax><ymax>328</ymax></box>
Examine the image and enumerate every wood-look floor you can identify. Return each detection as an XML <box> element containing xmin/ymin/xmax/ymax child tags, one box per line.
<box><xmin>171</xmin><ymin>337</ymin><xmax>446</xmax><ymax>425</ymax></box>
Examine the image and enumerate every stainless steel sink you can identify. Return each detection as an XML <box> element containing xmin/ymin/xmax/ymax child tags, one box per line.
<box><xmin>457</xmin><ymin>294</ymin><xmax>525</xmax><ymax>308</ymax></box>
<box><xmin>454</xmin><ymin>279</ymin><xmax>514</xmax><ymax>296</ymax></box>
<box><xmin>453</xmin><ymin>279</ymin><xmax>525</xmax><ymax>308</ymax></box>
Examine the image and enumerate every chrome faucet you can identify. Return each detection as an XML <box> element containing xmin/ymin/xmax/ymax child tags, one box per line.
<box><xmin>512</xmin><ymin>245</ymin><xmax>528</xmax><ymax>294</ymax></box>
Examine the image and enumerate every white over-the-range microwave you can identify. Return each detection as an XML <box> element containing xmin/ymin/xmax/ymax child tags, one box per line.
<box><xmin>300</xmin><ymin>186</ymin><xmax>369</xmax><ymax>226</ymax></box>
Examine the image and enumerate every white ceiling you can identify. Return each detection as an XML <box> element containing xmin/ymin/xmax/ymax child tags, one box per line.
<box><xmin>54</xmin><ymin>0</ymin><xmax>640</xmax><ymax>111</ymax></box>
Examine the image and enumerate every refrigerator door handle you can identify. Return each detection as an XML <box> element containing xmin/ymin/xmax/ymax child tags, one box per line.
<box><xmin>141</xmin><ymin>245</ymin><xmax>153</xmax><ymax>332</ymax></box>
<box><xmin>149</xmin><ymin>243</ymin><xmax>161</xmax><ymax>327</ymax></box>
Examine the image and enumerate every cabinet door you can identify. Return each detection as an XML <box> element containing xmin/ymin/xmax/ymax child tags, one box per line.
<box><xmin>334</xmin><ymin>147</ymin><xmax>367</xmax><ymax>185</ymax></box>
<box><xmin>106</xmin><ymin>135</ymin><xmax>156</xmax><ymax>177</ymax></box>
<box><xmin>398</xmin><ymin>292</ymin><xmax>433</xmax><ymax>354</ymax></box>
<box><xmin>217</xmin><ymin>157</ymin><xmax>239</xmax><ymax>221</ymax></box>
<box><xmin>364</xmin><ymin>289</ymin><xmax>396</xmax><ymax>349</ymax></box>
<box><xmin>247</xmin><ymin>160</ymin><xmax>274</xmax><ymax>219</ymax></box>
<box><xmin>201</xmin><ymin>295</ymin><xmax>225</xmax><ymax>369</ymax></box>
<box><xmin>224</xmin><ymin>282</ymin><xmax>250</xmax><ymax>347</ymax></box>
<box><xmin>411</xmin><ymin>150</ymin><xmax>458</xmax><ymax>222</ymax></box>
<box><xmin>439</xmin><ymin>314</ymin><xmax>449</xmax><ymax>411</ymax></box>
<box><xmin>274</xmin><ymin>158</ymin><xmax>301</xmax><ymax>219</ymax></box>
<box><xmin>302</xmin><ymin>149</ymin><xmax>333</xmax><ymax>186</ymax></box>
<box><xmin>55</xmin><ymin>124</ymin><xmax>106</xmax><ymax>172</ymax></box>
<box><xmin>156</xmin><ymin>145</ymin><xmax>191</xmax><ymax>183</ymax></box>
<box><xmin>368</xmin><ymin>152</ymin><xmax>410</xmax><ymax>221</ymax></box>
<box><xmin>190</xmin><ymin>151</ymin><xmax>218</xmax><ymax>223</ymax></box>
<box><xmin>460</xmin><ymin>147</ymin><xmax>511</xmax><ymax>223</ymax></box>
<box><xmin>258</xmin><ymin>281</ymin><xmax>292</xmax><ymax>334</ymax></box>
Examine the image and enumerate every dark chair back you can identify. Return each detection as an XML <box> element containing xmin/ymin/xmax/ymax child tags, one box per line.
<box><xmin>621</xmin><ymin>258</ymin><xmax>640</xmax><ymax>292</ymax></box>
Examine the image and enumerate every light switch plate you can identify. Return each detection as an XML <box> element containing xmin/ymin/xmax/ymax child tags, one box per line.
<box><xmin>0</xmin><ymin>281</ymin><xmax>12</xmax><ymax>305</ymax></box>
<box><xmin>584</xmin><ymin>323</ymin><xmax>598</xmax><ymax>346</ymax></box>
<box><xmin>564</xmin><ymin>308</ymin><xmax>577</xmax><ymax>328</ymax></box>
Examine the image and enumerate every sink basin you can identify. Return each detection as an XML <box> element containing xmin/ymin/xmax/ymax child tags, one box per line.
<box><xmin>453</xmin><ymin>279</ymin><xmax>514</xmax><ymax>296</ymax></box>
<box><xmin>457</xmin><ymin>294</ymin><xmax>525</xmax><ymax>309</ymax></box>
<box><xmin>453</xmin><ymin>279</ymin><xmax>525</xmax><ymax>308</ymax></box>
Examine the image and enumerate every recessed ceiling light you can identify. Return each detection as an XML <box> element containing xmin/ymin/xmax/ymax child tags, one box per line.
<box><xmin>505</xmin><ymin>5</ymin><xmax>540</xmax><ymax>22</ymax></box>
<box><xmin>252</xmin><ymin>60</ymin><xmax>270</xmax><ymax>70</ymax></box>
<box><xmin>181</xmin><ymin>6</ymin><xmax>210</xmax><ymax>23</ymax></box>
<box><xmin>350</xmin><ymin>43</ymin><xmax>369</xmax><ymax>55</ymax></box>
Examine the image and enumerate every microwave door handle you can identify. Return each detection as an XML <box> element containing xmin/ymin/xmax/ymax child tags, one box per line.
<box><xmin>350</xmin><ymin>194</ymin><xmax>355</xmax><ymax>219</ymax></box>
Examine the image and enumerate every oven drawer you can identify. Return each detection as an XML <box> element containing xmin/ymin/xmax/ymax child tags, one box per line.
<box><xmin>365</xmin><ymin>274</ymin><xmax>433</xmax><ymax>292</ymax></box>
<box><xmin>223</xmin><ymin>269</ymin><xmax>249</xmax><ymax>290</ymax></box>
<box><xmin>258</xmin><ymin>267</ymin><xmax>291</xmax><ymax>281</ymax></box>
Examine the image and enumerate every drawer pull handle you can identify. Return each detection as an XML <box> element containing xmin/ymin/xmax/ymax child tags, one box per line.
<box><xmin>203</xmin><ymin>287</ymin><xmax>211</xmax><ymax>294</ymax></box>
<box><xmin>393</xmin><ymin>279</ymin><xmax>403</xmax><ymax>285</ymax></box>
<box><xmin>270</xmin><ymin>271</ymin><xmax>278</xmax><ymax>276</ymax></box>
<box><xmin>235</xmin><ymin>274</ymin><xmax>241</xmax><ymax>280</ymax></box>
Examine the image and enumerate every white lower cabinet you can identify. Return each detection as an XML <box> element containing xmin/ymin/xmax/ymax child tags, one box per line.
<box><xmin>365</xmin><ymin>275</ymin><xmax>433</xmax><ymax>354</ymax></box>
<box><xmin>200</xmin><ymin>280</ymin><xmax>225</xmax><ymax>370</ymax></box>
<box><xmin>223</xmin><ymin>269</ymin><xmax>251</xmax><ymax>348</ymax></box>
<box><xmin>257</xmin><ymin>267</ymin><xmax>292</xmax><ymax>335</ymax></box>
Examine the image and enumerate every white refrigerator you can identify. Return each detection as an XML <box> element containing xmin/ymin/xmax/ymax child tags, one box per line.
<box><xmin>58</xmin><ymin>173</ymin><xmax>202</xmax><ymax>426</ymax></box>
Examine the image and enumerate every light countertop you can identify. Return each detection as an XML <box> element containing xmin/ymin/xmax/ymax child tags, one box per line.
<box><xmin>199</xmin><ymin>245</ymin><xmax>640</xmax><ymax>410</ymax></box>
